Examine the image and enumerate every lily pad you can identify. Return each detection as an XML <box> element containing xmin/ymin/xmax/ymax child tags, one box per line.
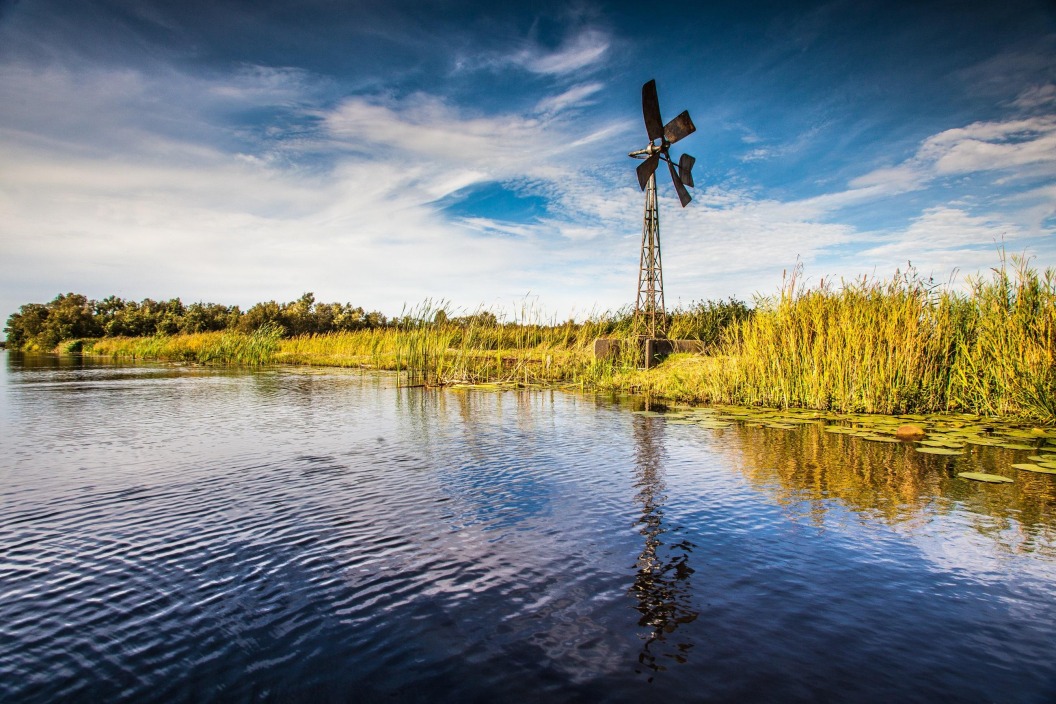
<box><xmin>695</xmin><ymin>421</ymin><xmax>733</xmax><ymax>429</ymax></box>
<box><xmin>918</xmin><ymin>439</ymin><xmax>964</xmax><ymax>448</ymax></box>
<box><xmin>915</xmin><ymin>447</ymin><xmax>963</xmax><ymax>455</ymax></box>
<box><xmin>1004</xmin><ymin>429</ymin><xmax>1040</xmax><ymax>439</ymax></box>
<box><xmin>958</xmin><ymin>472</ymin><xmax>1013</xmax><ymax>483</ymax></box>
<box><xmin>995</xmin><ymin>443</ymin><xmax>1036</xmax><ymax>451</ymax></box>
<box><xmin>1012</xmin><ymin>463</ymin><xmax>1056</xmax><ymax>475</ymax></box>
<box><xmin>965</xmin><ymin>437</ymin><xmax>1005</xmax><ymax>447</ymax></box>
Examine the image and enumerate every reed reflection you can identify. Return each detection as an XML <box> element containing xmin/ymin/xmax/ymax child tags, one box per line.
<box><xmin>630</xmin><ymin>414</ymin><xmax>698</xmax><ymax>680</ymax></box>
<box><xmin>731</xmin><ymin>423</ymin><xmax>1056</xmax><ymax>554</ymax></box>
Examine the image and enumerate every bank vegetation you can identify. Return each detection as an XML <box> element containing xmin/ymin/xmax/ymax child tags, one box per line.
<box><xmin>5</xmin><ymin>255</ymin><xmax>1055</xmax><ymax>422</ymax></box>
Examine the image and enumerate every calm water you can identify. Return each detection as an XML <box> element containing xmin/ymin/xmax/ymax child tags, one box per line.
<box><xmin>2</xmin><ymin>352</ymin><xmax>1056</xmax><ymax>703</ymax></box>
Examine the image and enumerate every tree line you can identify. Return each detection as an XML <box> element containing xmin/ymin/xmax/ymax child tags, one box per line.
<box><xmin>3</xmin><ymin>292</ymin><xmax>389</xmax><ymax>350</ymax></box>
<box><xmin>4</xmin><ymin>291</ymin><xmax>752</xmax><ymax>351</ymax></box>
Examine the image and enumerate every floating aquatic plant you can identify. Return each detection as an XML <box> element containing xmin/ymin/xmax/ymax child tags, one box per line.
<box><xmin>1012</xmin><ymin>463</ymin><xmax>1056</xmax><ymax>475</ymax></box>
<box><xmin>958</xmin><ymin>472</ymin><xmax>1013</xmax><ymax>483</ymax></box>
<box><xmin>915</xmin><ymin>447</ymin><xmax>964</xmax><ymax>455</ymax></box>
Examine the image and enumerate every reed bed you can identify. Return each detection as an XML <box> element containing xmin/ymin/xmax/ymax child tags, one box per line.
<box><xmin>71</xmin><ymin>255</ymin><xmax>1056</xmax><ymax>421</ymax></box>
<box><xmin>275</xmin><ymin>302</ymin><xmax>642</xmax><ymax>387</ymax></box>
<box><xmin>84</xmin><ymin>323</ymin><xmax>284</xmax><ymax>365</ymax></box>
<box><xmin>599</xmin><ymin>255</ymin><xmax>1056</xmax><ymax>421</ymax></box>
<box><xmin>717</xmin><ymin>266</ymin><xmax>962</xmax><ymax>414</ymax></box>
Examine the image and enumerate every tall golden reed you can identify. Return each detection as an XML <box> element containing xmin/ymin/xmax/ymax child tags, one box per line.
<box><xmin>709</xmin><ymin>254</ymin><xmax>1056</xmax><ymax>420</ymax></box>
<box><xmin>77</xmin><ymin>255</ymin><xmax>1056</xmax><ymax>421</ymax></box>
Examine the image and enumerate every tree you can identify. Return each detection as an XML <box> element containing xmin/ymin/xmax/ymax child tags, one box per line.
<box><xmin>40</xmin><ymin>293</ymin><xmax>98</xmax><ymax>348</ymax></box>
<box><xmin>4</xmin><ymin>303</ymin><xmax>48</xmax><ymax>348</ymax></box>
<box><xmin>239</xmin><ymin>300</ymin><xmax>285</xmax><ymax>334</ymax></box>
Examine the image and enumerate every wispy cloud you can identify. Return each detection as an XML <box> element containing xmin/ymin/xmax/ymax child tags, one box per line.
<box><xmin>861</xmin><ymin>207</ymin><xmax>1028</xmax><ymax>259</ymax></box>
<box><xmin>1011</xmin><ymin>83</ymin><xmax>1056</xmax><ymax>111</ymax></box>
<box><xmin>455</xmin><ymin>27</ymin><xmax>611</xmax><ymax>77</ymax></box>
<box><xmin>922</xmin><ymin>116</ymin><xmax>1056</xmax><ymax>175</ymax></box>
<box><xmin>517</xmin><ymin>28</ymin><xmax>610</xmax><ymax>75</ymax></box>
<box><xmin>739</xmin><ymin>124</ymin><xmax>826</xmax><ymax>162</ymax></box>
<box><xmin>323</xmin><ymin>93</ymin><xmax>557</xmax><ymax>178</ymax></box>
<box><xmin>848</xmin><ymin>114</ymin><xmax>1056</xmax><ymax>194</ymax></box>
<box><xmin>534</xmin><ymin>82</ymin><xmax>604</xmax><ymax>116</ymax></box>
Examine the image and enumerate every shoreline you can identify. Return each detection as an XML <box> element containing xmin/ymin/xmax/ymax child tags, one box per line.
<box><xmin>6</xmin><ymin>347</ymin><xmax>1054</xmax><ymax>431</ymax></box>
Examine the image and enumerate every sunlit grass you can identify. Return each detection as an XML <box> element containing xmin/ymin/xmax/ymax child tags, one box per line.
<box><xmin>273</xmin><ymin>301</ymin><xmax>642</xmax><ymax>388</ymax></box>
<box><xmin>75</xmin><ymin>254</ymin><xmax>1056</xmax><ymax>421</ymax></box>
<box><xmin>84</xmin><ymin>323</ymin><xmax>283</xmax><ymax>365</ymax></box>
<box><xmin>594</xmin><ymin>254</ymin><xmax>1056</xmax><ymax>421</ymax></box>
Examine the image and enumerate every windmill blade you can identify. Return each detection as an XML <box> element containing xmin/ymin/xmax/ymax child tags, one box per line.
<box><xmin>663</xmin><ymin>110</ymin><xmax>696</xmax><ymax>145</ymax></box>
<box><xmin>642</xmin><ymin>80</ymin><xmax>664</xmax><ymax>142</ymax></box>
<box><xmin>636</xmin><ymin>153</ymin><xmax>660</xmax><ymax>190</ymax></box>
<box><xmin>678</xmin><ymin>153</ymin><xmax>696</xmax><ymax>188</ymax></box>
<box><xmin>668</xmin><ymin>159</ymin><xmax>692</xmax><ymax>207</ymax></box>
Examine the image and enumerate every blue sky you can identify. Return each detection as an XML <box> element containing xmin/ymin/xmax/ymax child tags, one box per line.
<box><xmin>1</xmin><ymin>0</ymin><xmax>1054</xmax><ymax>321</ymax></box>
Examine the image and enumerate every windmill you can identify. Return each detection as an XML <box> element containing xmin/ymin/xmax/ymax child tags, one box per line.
<box><xmin>628</xmin><ymin>79</ymin><xmax>696</xmax><ymax>338</ymax></box>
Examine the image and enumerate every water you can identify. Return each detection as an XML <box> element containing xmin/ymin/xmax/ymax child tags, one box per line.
<box><xmin>2</xmin><ymin>352</ymin><xmax>1056</xmax><ymax>703</ymax></box>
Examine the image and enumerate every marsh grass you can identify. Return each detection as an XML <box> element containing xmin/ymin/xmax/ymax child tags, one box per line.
<box><xmin>951</xmin><ymin>259</ymin><xmax>1056</xmax><ymax>420</ymax></box>
<box><xmin>275</xmin><ymin>302</ymin><xmax>643</xmax><ymax>388</ymax></box>
<box><xmin>84</xmin><ymin>323</ymin><xmax>283</xmax><ymax>365</ymax></box>
<box><xmin>74</xmin><ymin>255</ymin><xmax>1056</xmax><ymax>421</ymax></box>
<box><xmin>597</xmin><ymin>254</ymin><xmax>1056</xmax><ymax>421</ymax></box>
<box><xmin>716</xmin><ymin>265</ymin><xmax>962</xmax><ymax>414</ymax></box>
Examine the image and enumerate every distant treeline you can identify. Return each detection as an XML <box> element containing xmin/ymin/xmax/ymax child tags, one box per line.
<box><xmin>3</xmin><ymin>293</ymin><xmax>389</xmax><ymax>351</ymax></box>
<box><xmin>3</xmin><ymin>291</ymin><xmax>753</xmax><ymax>352</ymax></box>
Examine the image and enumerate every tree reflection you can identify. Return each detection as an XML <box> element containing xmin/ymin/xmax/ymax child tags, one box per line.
<box><xmin>629</xmin><ymin>414</ymin><xmax>698</xmax><ymax>680</ymax></box>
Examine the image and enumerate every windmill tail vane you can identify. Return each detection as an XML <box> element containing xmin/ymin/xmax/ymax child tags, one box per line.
<box><xmin>629</xmin><ymin>79</ymin><xmax>697</xmax><ymax>338</ymax></box>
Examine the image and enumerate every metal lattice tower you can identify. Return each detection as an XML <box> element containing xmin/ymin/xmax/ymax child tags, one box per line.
<box><xmin>628</xmin><ymin>79</ymin><xmax>696</xmax><ymax>340</ymax></box>
<box><xmin>635</xmin><ymin>172</ymin><xmax>665</xmax><ymax>337</ymax></box>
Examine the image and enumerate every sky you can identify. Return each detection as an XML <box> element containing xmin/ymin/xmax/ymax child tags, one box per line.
<box><xmin>1</xmin><ymin>0</ymin><xmax>1055</xmax><ymax>322</ymax></box>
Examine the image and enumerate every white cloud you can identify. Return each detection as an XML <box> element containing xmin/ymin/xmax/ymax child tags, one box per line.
<box><xmin>455</xmin><ymin>27</ymin><xmax>611</xmax><ymax>78</ymax></box>
<box><xmin>661</xmin><ymin>191</ymin><xmax>856</xmax><ymax>300</ymax></box>
<box><xmin>534</xmin><ymin>82</ymin><xmax>604</xmax><ymax>116</ymax></box>
<box><xmin>861</xmin><ymin>207</ymin><xmax>1027</xmax><ymax>259</ymax></box>
<box><xmin>516</xmin><ymin>29</ymin><xmax>610</xmax><ymax>76</ymax></box>
<box><xmin>847</xmin><ymin>114</ymin><xmax>1056</xmax><ymax>196</ymax></box>
<box><xmin>923</xmin><ymin>117</ymin><xmax>1056</xmax><ymax>174</ymax></box>
<box><xmin>323</xmin><ymin>94</ymin><xmax>559</xmax><ymax>177</ymax></box>
<box><xmin>1011</xmin><ymin>83</ymin><xmax>1056</xmax><ymax>111</ymax></box>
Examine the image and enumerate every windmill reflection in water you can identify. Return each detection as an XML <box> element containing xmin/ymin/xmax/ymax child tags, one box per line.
<box><xmin>630</xmin><ymin>412</ymin><xmax>699</xmax><ymax>680</ymax></box>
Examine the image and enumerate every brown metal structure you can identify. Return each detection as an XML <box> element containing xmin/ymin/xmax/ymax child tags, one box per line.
<box><xmin>629</xmin><ymin>79</ymin><xmax>696</xmax><ymax>338</ymax></box>
<box><xmin>636</xmin><ymin>173</ymin><xmax>665</xmax><ymax>337</ymax></box>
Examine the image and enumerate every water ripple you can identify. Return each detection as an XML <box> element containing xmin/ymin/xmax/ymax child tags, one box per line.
<box><xmin>3</xmin><ymin>358</ymin><xmax>1056</xmax><ymax>702</ymax></box>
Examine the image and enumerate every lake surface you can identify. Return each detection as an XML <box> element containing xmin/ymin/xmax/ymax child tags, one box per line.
<box><xmin>2</xmin><ymin>352</ymin><xmax>1056</xmax><ymax>703</ymax></box>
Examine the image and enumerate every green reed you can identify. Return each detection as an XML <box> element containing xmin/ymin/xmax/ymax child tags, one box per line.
<box><xmin>702</xmin><ymin>254</ymin><xmax>1055</xmax><ymax>420</ymax></box>
<box><xmin>950</xmin><ymin>255</ymin><xmax>1056</xmax><ymax>420</ymax></box>
<box><xmin>83</xmin><ymin>323</ymin><xmax>283</xmax><ymax>365</ymax></box>
<box><xmin>69</xmin><ymin>254</ymin><xmax>1056</xmax><ymax>421</ymax></box>
<box><xmin>717</xmin><ymin>265</ymin><xmax>959</xmax><ymax>414</ymax></box>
